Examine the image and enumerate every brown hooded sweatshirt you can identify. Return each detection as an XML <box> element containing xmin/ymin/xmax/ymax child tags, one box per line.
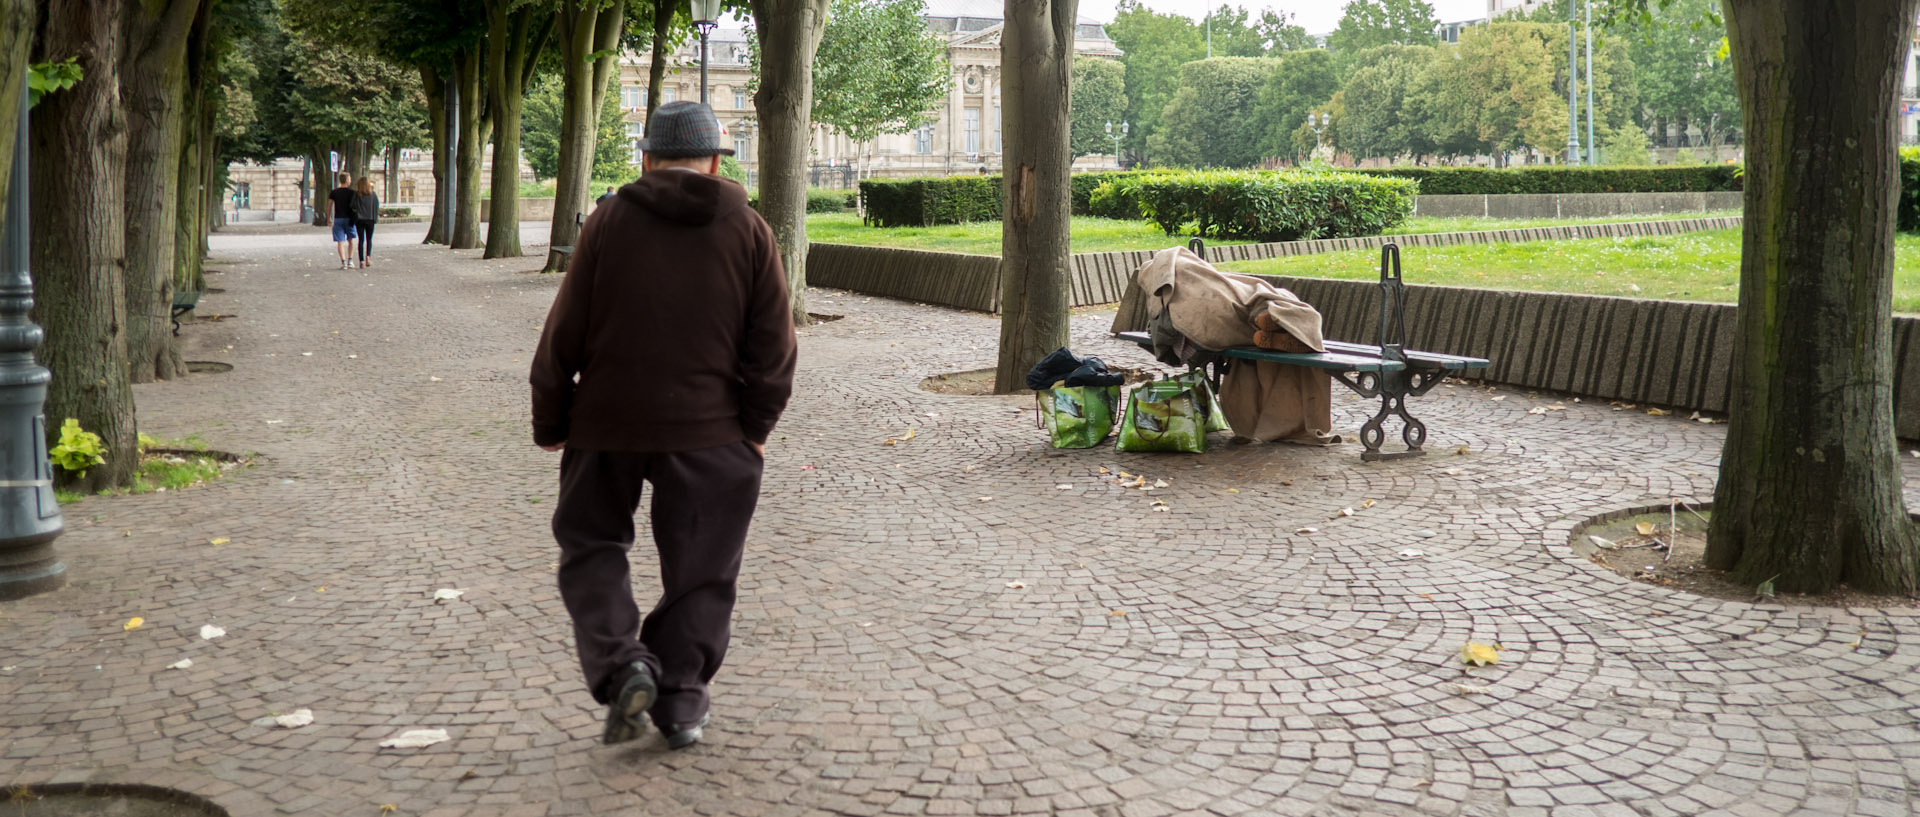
<box><xmin>530</xmin><ymin>168</ymin><xmax>796</xmax><ymax>451</ymax></box>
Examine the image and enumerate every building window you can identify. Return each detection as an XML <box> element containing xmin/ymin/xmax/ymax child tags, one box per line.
<box><xmin>964</xmin><ymin>108</ymin><xmax>980</xmax><ymax>155</ymax></box>
<box><xmin>734</xmin><ymin>134</ymin><xmax>750</xmax><ymax>161</ymax></box>
<box><xmin>622</xmin><ymin>85</ymin><xmax>644</xmax><ymax>110</ymax></box>
<box><xmin>665</xmin><ymin>87</ymin><xmax>678</xmax><ymax>103</ymax></box>
<box><xmin>989</xmin><ymin>101</ymin><xmax>1001</xmax><ymax>154</ymax></box>
<box><xmin>735</xmin><ymin>91</ymin><xmax>748</xmax><ymax>110</ymax></box>
<box><xmin>628</xmin><ymin>122</ymin><xmax>644</xmax><ymax>163</ymax></box>
<box><xmin>399</xmin><ymin>179</ymin><xmax>415</xmax><ymax>202</ymax></box>
<box><xmin>914</xmin><ymin>124</ymin><xmax>933</xmax><ymax>155</ymax></box>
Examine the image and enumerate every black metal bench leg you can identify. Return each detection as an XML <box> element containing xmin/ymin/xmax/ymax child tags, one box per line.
<box><xmin>1358</xmin><ymin>380</ymin><xmax>1428</xmax><ymax>462</ymax></box>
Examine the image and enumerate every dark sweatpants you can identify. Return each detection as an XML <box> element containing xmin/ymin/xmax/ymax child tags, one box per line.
<box><xmin>354</xmin><ymin>220</ymin><xmax>376</xmax><ymax>263</ymax></box>
<box><xmin>552</xmin><ymin>443</ymin><xmax>763</xmax><ymax>728</ymax></box>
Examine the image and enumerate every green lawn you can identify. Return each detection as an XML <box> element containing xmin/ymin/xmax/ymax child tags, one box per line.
<box><xmin>804</xmin><ymin>211</ymin><xmax>1745</xmax><ymax>257</ymax></box>
<box><xmin>1222</xmin><ymin>229</ymin><xmax>1920</xmax><ymax>313</ymax></box>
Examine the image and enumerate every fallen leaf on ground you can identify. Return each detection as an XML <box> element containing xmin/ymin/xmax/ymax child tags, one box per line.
<box><xmin>1459</xmin><ymin>642</ymin><xmax>1501</xmax><ymax>666</ymax></box>
<box><xmin>1399</xmin><ymin>549</ymin><xmax>1424</xmax><ymax>558</ymax></box>
<box><xmin>1756</xmin><ymin>575</ymin><xmax>1778</xmax><ymax>599</ymax></box>
<box><xmin>1152</xmin><ymin>506</ymin><xmax>1169</xmax><ymax>513</ymax></box>
<box><xmin>1097</xmin><ymin>467</ymin><xmax>1111</xmax><ymax>475</ymax></box>
<box><xmin>381</xmin><ymin>806</ymin><xmax>398</xmax><ymax>815</ymax></box>
<box><xmin>1647</xmin><ymin>408</ymin><xmax>1671</xmax><ymax>416</ymax></box>
<box><xmin>1455</xmin><ymin>685</ymin><xmax>1492</xmax><ymax>695</ymax></box>
<box><xmin>208</xmin><ymin>537</ymin><xmax>230</xmax><ymax>546</ymax></box>
<box><xmin>1110</xmin><ymin>610</ymin><xmax>1127</xmax><ymax>617</ymax></box>
<box><xmin>1336</xmin><ymin>507</ymin><xmax>1355</xmax><ymax>518</ymax></box>
<box><xmin>1295</xmin><ymin>527</ymin><xmax>1318</xmax><ymax>534</ymax></box>
<box><xmin>431</xmin><ymin>588</ymin><xmax>466</xmax><ymax>602</ymax></box>
<box><xmin>124</xmin><ymin>617</ymin><xmax>145</xmax><ymax>631</ymax></box>
<box><xmin>976</xmin><ymin>496</ymin><xmax>993</xmax><ymax>502</ymax></box>
<box><xmin>1280</xmin><ymin>479</ymin><xmax>1294</xmax><ymax>486</ymax></box>
<box><xmin>429</xmin><ymin>376</ymin><xmax>443</xmax><ymax>382</ymax></box>
<box><xmin>1527</xmin><ymin>407</ymin><xmax>1548</xmax><ymax>415</ymax></box>
<box><xmin>1634</xmin><ymin>522</ymin><xmax>1656</xmax><ymax>536</ymax></box>
<box><xmin>1004</xmin><ymin>581</ymin><xmax>1025</xmax><ymax>589</ymax></box>
<box><xmin>378</xmin><ymin>729</ymin><xmax>450</xmax><ymax>749</ymax></box>
<box><xmin>167</xmin><ymin>658</ymin><xmax>192</xmax><ymax>670</ymax></box>
<box><xmin>1588</xmin><ymin>535</ymin><xmax>1617</xmax><ymax>550</ymax></box>
<box><xmin>1454</xmin><ymin>446</ymin><xmax>1472</xmax><ymax>456</ymax></box>
<box><xmin>200</xmin><ymin>624</ymin><xmax>226</xmax><ymax>640</ymax></box>
<box><xmin>1055</xmin><ymin>484</ymin><xmax>1073</xmax><ymax>490</ymax></box>
<box><xmin>1491</xmin><ymin>396</ymin><xmax>1506</xmax><ymax>402</ymax></box>
<box><xmin>1362</xmin><ymin>499</ymin><xmax>1376</xmax><ymax>509</ymax></box>
<box><xmin>1419</xmin><ymin>593</ymin><xmax>1434</xmax><ymax>600</ymax></box>
<box><xmin>1226</xmin><ymin>488</ymin><xmax>1240</xmax><ymax>494</ymax></box>
<box><xmin>1152</xmin><ymin>480</ymin><xmax>1169</xmax><ymax>489</ymax></box>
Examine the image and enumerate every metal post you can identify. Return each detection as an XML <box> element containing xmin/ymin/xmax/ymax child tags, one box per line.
<box><xmin>1567</xmin><ymin>0</ymin><xmax>1580</xmax><ymax>165</ymax></box>
<box><xmin>0</xmin><ymin>73</ymin><xmax>65</xmax><ymax>601</ymax></box>
<box><xmin>1584</xmin><ymin>0</ymin><xmax>1596</xmax><ymax>164</ymax></box>
<box><xmin>445</xmin><ymin>75</ymin><xmax>458</xmax><ymax>242</ymax></box>
<box><xmin>699</xmin><ymin>27</ymin><xmax>710</xmax><ymax>105</ymax></box>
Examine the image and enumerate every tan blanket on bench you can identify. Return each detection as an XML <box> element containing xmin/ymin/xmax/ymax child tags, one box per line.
<box><xmin>1137</xmin><ymin>247</ymin><xmax>1338</xmax><ymax>445</ymax></box>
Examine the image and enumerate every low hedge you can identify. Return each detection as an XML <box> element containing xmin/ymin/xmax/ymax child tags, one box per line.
<box><xmin>860</xmin><ymin>170</ymin><xmax>1159</xmax><ymax>227</ymax></box>
<box><xmin>1122</xmin><ymin>170</ymin><xmax>1417</xmax><ymax>242</ymax></box>
<box><xmin>1349</xmin><ymin>165</ymin><xmax>1742</xmax><ymax>195</ymax></box>
<box><xmin>750</xmin><ymin>188</ymin><xmax>850</xmax><ymax>214</ymax></box>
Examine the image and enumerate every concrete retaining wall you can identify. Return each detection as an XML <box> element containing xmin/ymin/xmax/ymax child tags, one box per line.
<box><xmin>1412</xmin><ymin>192</ymin><xmax>1743</xmax><ymax>219</ymax></box>
<box><xmin>477</xmin><ymin>197</ymin><xmax>556</xmax><ymax>223</ymax></box>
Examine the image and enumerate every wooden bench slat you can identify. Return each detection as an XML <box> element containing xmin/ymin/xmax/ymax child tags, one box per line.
<box><xmin>1321</xmin><ymin>340</ymin><xmax>1490</xmax><ymax>370</ymax></box>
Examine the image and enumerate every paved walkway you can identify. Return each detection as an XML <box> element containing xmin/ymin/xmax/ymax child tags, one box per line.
<box><xmin>4</xmin><ymin>224</ymin><xmax>1920</xmax><ymax>817</ymax></box>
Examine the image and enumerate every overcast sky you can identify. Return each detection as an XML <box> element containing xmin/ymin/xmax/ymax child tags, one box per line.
<box><xmin>1077</xmin><ymin>0</ymin><xmax>1495</xmax><ymax>35</ymax></box>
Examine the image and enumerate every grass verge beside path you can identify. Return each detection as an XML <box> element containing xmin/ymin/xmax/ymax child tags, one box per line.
<box><xmin>805</xmin><ymin>211</ymin><xmax>1744</xmax><ymax>257</ymax></box>
<box><xmin>1223</xmin><ymin>229</ymin><xmax>1920</xmax><ymax>313</ymax></box>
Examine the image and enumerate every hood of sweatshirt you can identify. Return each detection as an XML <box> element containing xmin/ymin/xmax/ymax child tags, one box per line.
<box><xmin>617</xmin><ymin>168</ymin><xmax>748</xmax><ymax>226</ymax></box>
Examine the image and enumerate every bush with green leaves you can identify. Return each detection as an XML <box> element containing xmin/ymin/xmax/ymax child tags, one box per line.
<box><xmin>752</xmin><ymin>188</ymin><xmax>851</xmax><ymax>215</ymax></box>
<box><xmin>1348</xmin><ymin>165</ymin><xmax>1741</xmax><ymax>195</ymax></box>
<box><xmin>1901</xmin><ymin>148</ymin><xmax>1920</xmax><ymax>233</ymax></box>
<box><xmin>50</xmin><ymin>418</ymin><xmax>105</xmax><ymax>478</ymax></box>
<box><xmin>1126</xmin><ymin>170</ymin><xmax>1417</xmax><ymax>242</ymax></box>
<box><xmin>859</xmin><ymin>176</ymin><xmax>1002</xmax><ymax>227</ymax></box>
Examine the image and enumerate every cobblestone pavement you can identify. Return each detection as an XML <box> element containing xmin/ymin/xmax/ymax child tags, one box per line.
<box><xmin>5</xmin><ymin>223</ymin><xmax>1920</xmax><ymax>817</ymax></box>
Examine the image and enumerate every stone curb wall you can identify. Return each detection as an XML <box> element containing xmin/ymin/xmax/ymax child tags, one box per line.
<box><xmin>1413</xmin><ymin>191</ymin><xmax>1744</xmax><ymax>219</ymax></box>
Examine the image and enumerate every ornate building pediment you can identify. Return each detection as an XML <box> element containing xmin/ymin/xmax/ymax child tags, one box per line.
<box><xmin>949</xmin><ymin>24</ymin><xmax>1002</xmax><ymax>49</ymax></box>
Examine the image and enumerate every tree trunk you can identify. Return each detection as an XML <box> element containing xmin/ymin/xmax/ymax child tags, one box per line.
<box><xmin>482</xmin><ymin>1</ymin><xmax>550</xmax><ymax>260</ymax></box>
<box><xmin>544</xmin><ymin>0</ymin><xmax>623</xmax><ymax>273</ymax></box>
<box><xmin>992</xmin><ymin>0</ymin><xmax>1076</xmax><ymax>393</ymax></box>
<box><xmin>170</xmin><ymin>0</ymin><xmax>208</xmax><ymax>345</ymax></box>
<box><xmin>646</xmin><ymin>0</ymin><xmax>672</xmax><ymax>127</ymax></box>
<box><xmin>422</xmin><ymin>65</ymin><xmax>449</xmax><ymax>245</ymax></box>
<box><xmin>307</xmin><ymin>146</ymin><xmax>328</xmax><ymax>227</ymax></box>
<box><xmin>1706</xmin><ymin>0</ymin><xmax>1920</xmax><ymax>594</ymax></box>
<box><xmin>386</xmin><ymin>144</ymin><xmax>399</xmax><ymax>201</ymax></box>
<box><xmin>120</xmin><ymin>0</ymin><xmax>200</xmax><ymax>383</ymax></box>
<box><xmin>451</xmin><ymin>47</ymin><xmax>487</xmax><ymax>250</ymax></box>
<box><xmin>750</xmin><ymin>0</ymin><xmax>831</xmax><ymax>326</ymax></box>
<box><xmin>33</xmin><ymin>0</ymin><xmax>138</xmax><ymax>491</ymax></box>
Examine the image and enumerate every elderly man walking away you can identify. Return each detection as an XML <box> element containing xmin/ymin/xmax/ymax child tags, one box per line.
<box><xmin>530</xmin><ymin>100</ymin><xmax>797</xmax><ymax>750</ymax></box>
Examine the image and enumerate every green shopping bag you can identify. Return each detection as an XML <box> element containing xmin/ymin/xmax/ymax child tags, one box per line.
<box><xmin>1168</xmin><ymin>370</ymin><xmax>1231</xmax><ymax>433</ymax></box>
<box><xmin>1117</xmin><ymin>378</ymin><xmax>1210</xmax><ymax>453</ymax></box>
<box><xmin>1039</xmin><ymin>385</ymin><xmax>1121</xmax><ymax>449</ymax></box>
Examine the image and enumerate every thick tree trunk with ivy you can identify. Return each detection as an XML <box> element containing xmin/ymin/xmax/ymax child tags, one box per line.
<box><xmin>750</xmin><ymin>0</ymin><xmax>831</xmax><ymax>326</ymax></box>
<box><xmin>120</xmin><ymin>0</ymin><xmax>201</xmax><ymax>383</ymax></box>
<box><xmin>451</xmin><ymin>47</ymin><xmax>488</xmax><ymax>250</ymax></box>
<box><xmin>173</xmin><ymin>2</ymin><xmax>210</xmax><ymax>307</ymax></box>
<box><xmin>992</xmin><ymin>0</ymin><xmax>1076</xmax><ymax>393</ymax></box>
<box><xmin>481</xmin><ymin>1</ymin><xmax>550</xmax><ymax>260</ymax></box>
<box><xmin>33</xmin><ymin>0</ymin><xmax>139</xmax><ymax>491</ymax></box>
<box><xmin>422</xmin><ymin>66</ymin><xmax>449</xmax><ymax>245</ymax></box>
<box><xmin>545</xmin><ymin>0</ymin><xmax>624</xmax><ymax>273</ymax></box>
<box><xmin>1705</xmin><ymin>0</ymin><xmax>1920</xmax><ymax>594</ymax></box>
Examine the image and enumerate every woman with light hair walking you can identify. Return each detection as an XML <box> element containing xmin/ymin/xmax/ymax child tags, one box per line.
<box><xmin>351</xmin><ymin>177</ymin><xmax>381</xmax><ymax>269</ymax></box>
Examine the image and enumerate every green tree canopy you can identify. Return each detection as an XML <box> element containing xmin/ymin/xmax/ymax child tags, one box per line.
<box><xmin>1069</xmin><ymin>57</ymin><xmax>1127</xmax><ymax>159</ymax></box>
<box><xmin>1253</xmin><ymin>48</ymin><xmax>1338</xmax><ymax>160</ymax></box>
<box><xmin>1621</xmin><ymin>0</ymin><xmax>1738</xmax><ymax>146</ymax></box>
<box><xmin>522</xmin><ymin>72</ymin><xmax>635</xmax><ymax>182</ymax></box>
<box><xmin>1331</xmin><ymin>44</ymin><xmax>1436</xmax><ymax>161</ymax></box>
<box><xmin>1107</xmin><ymin>0</ymin><xmax>1204</xmax><ymax>164</ymax></box>
<box><xmin>1256</xmin><ymin>9</ymin><xmax>1314</xmax><ymax>52</ymax></box>
<box><xmin>1328</xmin><ymin>0</ymin><xmax>1440</xmax><ymax>59</ymax></box>
<box><xmin>759</xmin><ymin>0</ymin><xmax>948</xmax><ymax>144</ymax></box>
<box><xmin>1153</xmin><ymin>57</ymin><xmax>1276</xmax><ymax>167</ymax></box>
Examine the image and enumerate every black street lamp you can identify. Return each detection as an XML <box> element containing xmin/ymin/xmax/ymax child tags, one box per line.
<box><xmin>692</xmin><ymin>0</ymin><xmax>721</xmax><ymax>106</ymax></box>
<box><xmin>0</xmin><ymin>75</ymin><xmax>65</xmax><ymax>601</ymax></box>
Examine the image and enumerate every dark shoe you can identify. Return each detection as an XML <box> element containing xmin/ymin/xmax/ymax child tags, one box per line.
<box><xmin>661</xmin><ymin>714</ymin><xmax>709</xmax><ymax>750</ymax></box>
<box><xmin>601</xmin><ymin>663</ymin><xmax>657</xmax><ymax>745</ymax></box>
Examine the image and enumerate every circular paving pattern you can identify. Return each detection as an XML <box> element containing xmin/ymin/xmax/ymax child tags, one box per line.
<box><xmin>1</xmin><ymin>227</ymin><xmax>1918</xmax><ymax>816</ymax></box>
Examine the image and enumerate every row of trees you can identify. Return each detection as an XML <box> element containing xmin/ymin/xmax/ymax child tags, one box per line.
<box><xmin>1107</xmin><ymin>0</ymin><xmax>1738</xmax><ymax>168</ymax></box>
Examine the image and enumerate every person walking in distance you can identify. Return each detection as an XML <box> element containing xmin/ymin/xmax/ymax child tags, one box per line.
<box><xmin>351</xmin><ymin>177</ymin><xmax>380</xmax><ymax>269</ymax></box>
<box><xmin>531</xmin><ymin>100</ymin><xmax>797</xmax><ymax>749</ymax></box>
<box><xmin>595</xmin><ymin>185</ymin><xmax>616</xmax><ymax>206</ymax></box>
<box><xmin>326</xmin><ymin>172</ymin><xmax>358</xmax><ymax>269</ymax></box>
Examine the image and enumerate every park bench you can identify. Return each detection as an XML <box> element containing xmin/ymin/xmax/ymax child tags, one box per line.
<box><xmin>1116</xmin><ymin>239</ymin><xmax>1490</xmax><ymax>461</ymax></box>
<box><xmin>171</xmin><ymin>287</ymin><xmax>202</xmax><ymax>336</ymax></box>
